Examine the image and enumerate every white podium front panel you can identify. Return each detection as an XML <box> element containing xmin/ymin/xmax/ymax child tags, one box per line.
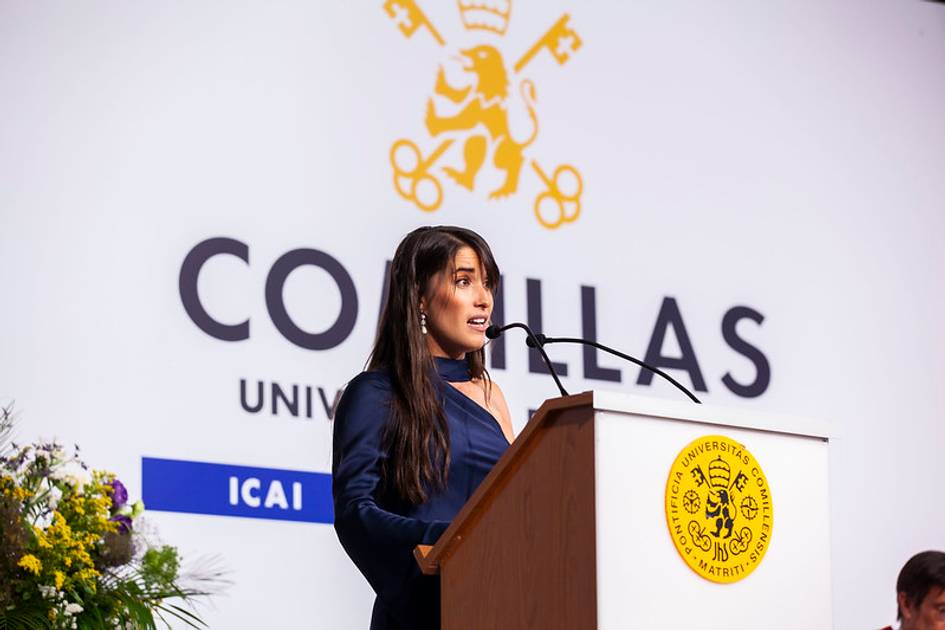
<box><xmin>593</xmin><ymin>395</ymin><xmax>831</xmax><ymax>630</ymax></box>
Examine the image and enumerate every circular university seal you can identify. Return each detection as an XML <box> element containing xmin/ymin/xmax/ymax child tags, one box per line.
<box><xmin>664</xmin><ymin>434</ymin><xmax>773</xmax><ymax>583</ymax></box>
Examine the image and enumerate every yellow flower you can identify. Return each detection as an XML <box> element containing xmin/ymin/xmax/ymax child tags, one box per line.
<box><xmin>54</xmin><ymin>571</ymin><xmax>65</xmax><ymax>589</ymax></box>
<box><xmin>78</xmin><ymin>567</ymin><xmax>100</xmax><ymax>580</ymax></box>
<box><xmin>76</xmin><ymin>567</ymin><xmax>100</xmax><ymax>592</ymax></box>
<box><xmin>34</xmin><ymin>527</ymin><xmax>53</xmax><ymax>549</ymax></box>
<box><xmin>12</xmin><ymin>487</ymin><xmax>32</xmax><ymax>501</ymax></box>
<box><xmin>74</xmin><ymin>549</ymin><xmax>92</xmax><ymax>566</ymax></box>
<box><xmin>49</xmin><ymin>511</ymin><xmax>68</xmax><ymax>531</ymax></box>
<box><xmin>18</xmin><ymin>554</ymin><xmax>42</xmax><ymax>575</ymax></box>
<box><xmin>39</xmin><ymin>539</ymin><xmax>53</xmax><ymax>549</ymax></box>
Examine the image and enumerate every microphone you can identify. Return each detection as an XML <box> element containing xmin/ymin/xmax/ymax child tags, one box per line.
<box><xmin>527</xmin><ymin>333</ymin><xmax>701</xmax><ymax>404</ymax></box>
<box><xmin>486</xmin><ymin>323</ymin><xmax>569</xmax><ymax>397</ymax></box>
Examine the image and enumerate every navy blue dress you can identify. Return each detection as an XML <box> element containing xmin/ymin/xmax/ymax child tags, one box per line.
<box><xmin>332</xmin><ymin>357</ymin><xmax>510</xmax><ymax>630</ymax></box>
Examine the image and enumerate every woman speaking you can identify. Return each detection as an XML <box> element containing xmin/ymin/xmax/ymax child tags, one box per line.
<box><xmin>332</xmin><ymin>226</ymin><xmax>514</xmax><ymax>630</ymax></box>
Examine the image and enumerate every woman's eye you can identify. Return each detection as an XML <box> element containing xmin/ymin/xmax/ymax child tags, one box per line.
<box><xmin>456</xmin><ymin>277</ymin><xmax>471</xmax><ymax>287</ymax></box>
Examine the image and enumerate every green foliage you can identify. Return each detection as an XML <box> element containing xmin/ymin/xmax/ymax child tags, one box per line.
<box><xmin>0</xmin><ymin>607</ymin><xmax>50</xmax><ymax>630</ymax></box>
<box><xmin>140</xmin><ymin>547</ymin><xmax>180</xmax><ymax>590</ymax></box>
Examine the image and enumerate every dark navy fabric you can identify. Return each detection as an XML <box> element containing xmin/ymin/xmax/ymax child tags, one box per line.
<box><xmin>332</xmin><ymin>357</ymin><xmax>510</xmax><ymax>630</ymax></box>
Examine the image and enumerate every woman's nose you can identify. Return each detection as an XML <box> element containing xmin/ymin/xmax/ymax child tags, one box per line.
<box><xmin>476</xmin><ymin>283</ymin><xmax>492</xmax><ymax>309</ymax></box>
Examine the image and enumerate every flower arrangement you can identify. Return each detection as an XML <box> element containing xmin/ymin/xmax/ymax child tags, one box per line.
<box><xmin>0</xmin><ymin>407</ymin><xmax>225</xmax><ymax>629</ymax></box>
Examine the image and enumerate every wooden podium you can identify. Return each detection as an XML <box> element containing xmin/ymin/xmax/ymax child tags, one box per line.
<box><xmin>415</xmin><ymin>391</ymin><xmax>831</xmax><ymax>629</ymax></box>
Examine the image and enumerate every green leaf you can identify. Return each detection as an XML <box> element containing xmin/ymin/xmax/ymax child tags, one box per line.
<box><xmin>155</xmin><ymin>603</ymin><xmax>207</xmax><ymax>629</ymax></box>
<box><xmin>0</xmin><ymin>608</ymin><xmax>49</xmax><ymax>630</ymax></box>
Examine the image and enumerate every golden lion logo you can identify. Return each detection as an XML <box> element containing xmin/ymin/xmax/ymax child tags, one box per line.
<box><xmin>383</xmin><ymin>0</ymin><xmax>584</xmax><ymax>229</ymax></box>
<box><xmin>665</xmin><ymin>435</ymin><xmax>774</xmax><ymax>584</ymax></box>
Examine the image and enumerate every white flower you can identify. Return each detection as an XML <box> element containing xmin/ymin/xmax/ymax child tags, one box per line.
<box><xmin>38</xmin><ymin>585</ymin><xmax>57</xmax><ymax>599</ymax></box>
<box><xmin>49</xmin><ymin>462</ymin><xmax>91</xmax><ymax>494</ymax></box>
<box><xmin>34</xmin><ymin>511</ymin><xmax>54</xmax><ymax>529</ymax></box>
<box><xmin>64</xmin><ymin>602</ymin><xmax>83</xmax><ymax>615</ymax></box>
<box><xmin>47</xmin><ymin>485</ymin><xmax>63</xmax><ymax>510</ymax></box>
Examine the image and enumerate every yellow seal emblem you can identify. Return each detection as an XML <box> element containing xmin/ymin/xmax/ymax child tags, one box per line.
<box><xmin>664</xmin><ymin>434</ymin><xmax>773</xmax><ymax>583</ymax></box>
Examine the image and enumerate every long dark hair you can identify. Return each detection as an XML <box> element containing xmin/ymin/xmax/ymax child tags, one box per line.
<box><xmin>369</xmin><ymin>226</ymin><xmax>500</xmax><ymax>505</ymax></box>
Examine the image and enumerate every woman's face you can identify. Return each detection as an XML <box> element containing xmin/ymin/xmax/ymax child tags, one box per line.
<box><xmin>421</xmin><ymin>246</ymin><xmax>493</xmax><ymax>360</ymax></box>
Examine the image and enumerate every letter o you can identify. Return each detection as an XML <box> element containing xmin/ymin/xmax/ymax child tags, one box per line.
<box><xmin>265</xmin><ymin>248</ymin><xmax>358</xmax><ymax>350</ymax></box>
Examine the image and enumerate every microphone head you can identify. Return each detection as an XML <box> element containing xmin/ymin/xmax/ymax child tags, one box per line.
<box><xmin>485</xmin><ymin>324</ymin><xmax>502</xmax><ymax>339</ymax></box>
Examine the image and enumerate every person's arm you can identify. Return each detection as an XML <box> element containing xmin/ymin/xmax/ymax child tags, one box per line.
<box><xmin>331</xmin><ymin>372</ymin><xmax>449</xmax><ymax>597</ymax></box>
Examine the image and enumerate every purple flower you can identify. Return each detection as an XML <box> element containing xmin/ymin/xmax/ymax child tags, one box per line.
<box><xmin>110</xmin><ymin>514</ymin><xmax>133</xmax><ymax>533</ymax></box>
<box><xmin>109</xmin><ymin>479</ymin><xmax>128</xmax><ymax>509</ymax></box>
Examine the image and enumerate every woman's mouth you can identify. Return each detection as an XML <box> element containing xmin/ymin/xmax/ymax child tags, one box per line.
<box><xmin>467</xmin><ymin>317</ymin><xmax>488</xmax><ymax>332</ymax></box>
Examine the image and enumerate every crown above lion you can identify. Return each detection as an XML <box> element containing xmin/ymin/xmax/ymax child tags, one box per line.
<box><xmin>458</xmin><ymin>0</ymin><xmax>511</xmax><ymax>36</ymax></box>
<box><xmin>708</xmin><ymin>456</ymin><xmax>731</xmax><ymax>489</ymax></box>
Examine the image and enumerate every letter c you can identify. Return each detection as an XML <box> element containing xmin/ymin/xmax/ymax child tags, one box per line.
<box><xmin>241</xmin><ymin>478</ymin><xmax>261</xmax><ymax>507</ymax></box>
<box><xmin>179</xmin><ymin>237</ymin><xmax>250</xmax><ymax>341</ymax></box>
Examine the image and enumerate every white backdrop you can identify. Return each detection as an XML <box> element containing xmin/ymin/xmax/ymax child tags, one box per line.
<box><xmin>2</xmin><ymin>1</ymin><xmax>944</xmax><ymax>628</ymax></box>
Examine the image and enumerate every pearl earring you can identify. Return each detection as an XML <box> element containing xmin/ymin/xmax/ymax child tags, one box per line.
<box><xmin>420</xmin><ymin>311</ymin><xmax>428</xmax><ymax>335</ymax></box>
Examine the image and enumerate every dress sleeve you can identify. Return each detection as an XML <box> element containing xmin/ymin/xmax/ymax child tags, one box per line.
<box><xmin>331</xmin><ymin>372</ymin><xmax>449</xmax><ymax>600</ymax></box>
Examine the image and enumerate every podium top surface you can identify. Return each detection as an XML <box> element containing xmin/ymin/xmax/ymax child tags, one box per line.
<box><xmin>591</xmin><ymin>390</ymin><xmax>828</xmax><ymax>440</ymax></box>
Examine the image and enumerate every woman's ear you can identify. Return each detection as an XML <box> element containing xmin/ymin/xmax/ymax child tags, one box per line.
<box><xmin>898</xmin><ymin>592</ymin><xmax>914</xmax><ymax>622</ymax></box>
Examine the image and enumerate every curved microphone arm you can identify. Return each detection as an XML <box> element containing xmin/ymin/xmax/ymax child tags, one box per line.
<box><xmin>486</xmin><ymin>323</ymin><xmax>570</xmax><ymax>397</ymax></box>
<box><xmin>529</xmin><ymin>334</ymin><xmax>702</xmax><ymax>404</ymax></box>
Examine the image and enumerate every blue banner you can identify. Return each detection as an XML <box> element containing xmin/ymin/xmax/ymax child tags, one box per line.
<box><xmin>142</xmin><ymin>457</ymin><xmax>333</xmax><ymax>524</ymax></box>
